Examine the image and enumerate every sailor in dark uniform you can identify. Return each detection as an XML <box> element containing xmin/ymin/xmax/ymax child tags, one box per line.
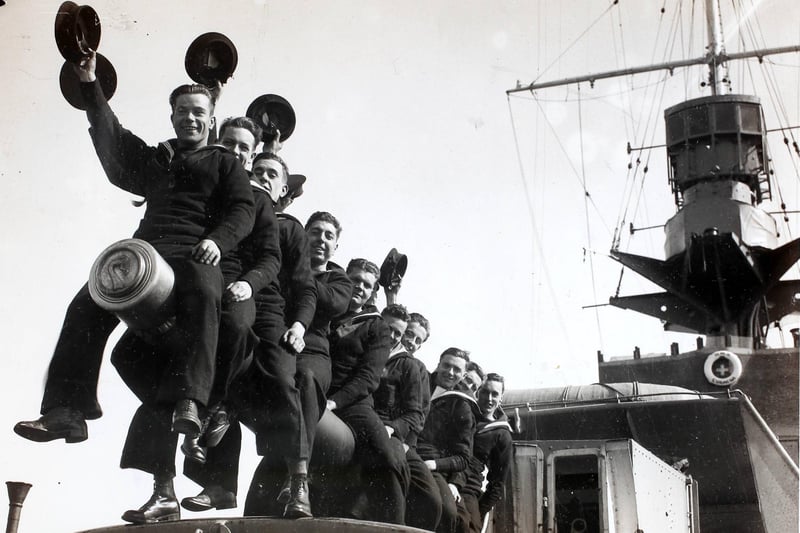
<box><xmin>243</xmin><ymin>211</ymin><xmax>353</xmax><ymax>516</ymax></box>
<box><xmin>387</xmin><ymin>311</ymin><xmax>445</xmax><ymax>530</ymax></box>
<box><xmin>416</xmin><ymin>348</ymin><xmax>480</xmax><ymax>533</ymax></box>
<box><xmin>317</xmin><ymin>259</ymin><xmax>410</xmax><ymax>524</ymax></box>
<box><xmin>370</xmin><ymin>304</ymin><xmax>431</xmax><ymax>525</ymax></box>
<box><xmin>181</xmin><ymin>151</ymin><xmax>315</xmax><ymax>519</ymax></box>
<box><xmin>457</xmin><ymin>373</ymin><xmax>512</xmax><ymax>533</ymax></box>
<box><xmin>15</xmin><ymin>54</ymin><xmax>254</xmax><ymax>446</ymax></box>
<box><xmin>179</xmin><ymin>117</ymin><xmax>280</xmax><ymax>465</ymax></box>
<box><xmin>461</xmin><ymin>361</ymin><xmax>486</xmax><ymax>396</ymax></box>
<box><xmin>108</xmin><ymin>117</ymin><xmax>274</xmax><ymax>524</ymax></box>
<box><xmin>295</xmin><ymin>213</ymin><xmax>353</xmax><ymax>473</ymax></box>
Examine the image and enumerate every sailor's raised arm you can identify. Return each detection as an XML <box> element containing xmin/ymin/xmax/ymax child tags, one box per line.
<box><xmin>76</xmin><ymin>49</ymin><xmax>150</xmax><ymax>196</ymax></box>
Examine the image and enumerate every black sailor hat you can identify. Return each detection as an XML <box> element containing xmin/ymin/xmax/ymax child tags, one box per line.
<box><xmin>246</xmin><ymin>94</ymin><xmax>297</xmax><ymax>142</ymax></box>
<box><xmin>379</xmin><ymin>248</ymin><xmax>408</xmax><ymax>289</ymax></box>
<box><xmin>54</xmin><ymin>1</ymin><xmax>102</xmax><ymax>64</ymax></box>
<box><xmin>59</xmin><ymin>52</ymin><xmax>117</xmax><ymax>110</ymax></box>
<box><xmin>185</xmin><ymin>32</ymin><xmax>238</xmax><ymax>87</ymax></box>
<box><xmin>287</xmin><ymin>174</ymin><xmax>306</xmax><ymax>200</ymax></box>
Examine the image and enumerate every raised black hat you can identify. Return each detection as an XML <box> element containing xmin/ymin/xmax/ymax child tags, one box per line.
<box><xmin>379</xmin><ymin>248</ymin><xmax>408</xmax><ymax>289</ymax></box>
<box><xmin>246</xmin><ymin>94</ymin><xmax>296</xmax><ymax>142</ymax></box>
<box><xmin>54</xmin><ymin>2</ymin><xmax>101</xmax><ymax>64</ymax></box>
<box><xmin>185</xmin><ymin>32</ymin><xmax>238</xmax><ymax>87</ymax></box>
<box><xmin>287</xmin><ymin>174</ymin><xmax>306</xmax><ymax>199</ymax></box>
<box><xmin>59</xmin><ymin>52</ymin><xmax>117</xmax><ymax>110</ymax></box>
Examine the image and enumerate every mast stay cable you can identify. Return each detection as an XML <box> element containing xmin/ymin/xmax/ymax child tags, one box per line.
<box><xmin>506</xmin><ymin>96</ymin><xmax>577</xmax><ymax>359</ymax></box>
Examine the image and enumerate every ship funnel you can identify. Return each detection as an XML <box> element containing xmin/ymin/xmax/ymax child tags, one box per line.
<box><xmin>5</xmin><ymin>482</ymin><xmax>31</xmax><ymax>533</ymax></box>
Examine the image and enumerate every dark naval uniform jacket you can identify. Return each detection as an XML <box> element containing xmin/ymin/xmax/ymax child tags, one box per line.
<box><xmin>416</xmin><ymin>373</ymin><xmax>480</xmax><ymax>489</ymax></box>
<box><xmin>328</xmin><ymin>311</ymin><xmax>391</xmax><ymax>409</ymax></box>
<box><xmin>374</xmin><ymin>348</ymin><xmax>430</xmax><ymax>446</ymax></box>
<box><xmin>463</xmin><ymin>411</ymin><xmax>513</xmax><ymax>516</ymax></box>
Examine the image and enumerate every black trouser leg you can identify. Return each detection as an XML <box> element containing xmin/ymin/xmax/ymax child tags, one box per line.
<box><xmin>295</xmin><ymin>352</ymin><xmax>331</xmax><ymax>455</ymax></box>
<box><xmin>157</xmin><ymin>256</ymin><xmax>223</xmax><ymax>406</ymax></box>
<box><xmin>120</xmin><ymin>403</ymin><xmax>177</xmax><ymax>477</ymax></box>
<box><xmin>212</xmin><ymin>298</ymin><xmax>257</xmax><ymax>405</ymax></box>
<box><xmin>112</xmin><ymin>330</ymin><xmax>177</xmax><ymax>477</ymax></box>
<box><xmin>243</xmin><ymin>452</ymin><xmax>286</xmax><ymax>517</ymax></box>
<box><xmin>433</xmin><ymin>471</ymin><xmax>458</xmax><ymax>533</ymax></box>
<box><xmin>337</xmin><ymin>403</ymin><xmax>409</xmax><ymax>524</ymax></box>
<box><xmin>41</xmin><ymin>283</ymin><xmax>119</xmax><ymax>419</ymax></box>
<box><xmin>458</xmin><ymin>492</ymin><xmax>482</xmax><ymax>533</ymax></box>
<box><xmin>406</xmin><ymin>447</ymin><xmax>443</xmax><ymax>530</ymax></box>
<box><xmin>184</xmin><ymin>420</ymin><xmax>242</xmax><ymax>495</ymax></box>
<box><xmin>247</xmin><ymin>301</ymin><xmax>307</xmax><ymax>461</ymax></box>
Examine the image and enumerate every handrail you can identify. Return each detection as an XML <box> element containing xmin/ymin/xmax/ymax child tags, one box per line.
<box><xmin>502</xmin><ymin>388</ymin><xmax>736</xmax><ymax>412</ymax></box>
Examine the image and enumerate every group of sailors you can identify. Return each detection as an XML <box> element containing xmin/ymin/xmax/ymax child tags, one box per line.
<box><xmin>14</xmin><ymin>48</ymin><xmax>512</xmax><ymax>533</ymax></box>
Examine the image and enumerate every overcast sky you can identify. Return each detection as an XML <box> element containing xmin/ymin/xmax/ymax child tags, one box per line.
<box><xmin>1</xmin><ymin>1</ymin><xmax>798</xmax><ymax>531</ymax></box>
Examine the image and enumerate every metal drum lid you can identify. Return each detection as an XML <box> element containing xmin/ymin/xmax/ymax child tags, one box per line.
<box><xmin>89</xmin><ymin>240</ymin><xmax>153</xmax><ymax>305</ymax></box>
<box><xmin>87</xmin><ymin>239</ymin><xmax>175</xmax><ymax>329</ymax></box>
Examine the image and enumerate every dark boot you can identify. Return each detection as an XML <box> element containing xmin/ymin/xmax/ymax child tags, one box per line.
<box><xmin>199</xmin><ymin>404</ymin><xmax>230</xmax><ymax>448</ymax></box>
<box><xmin>181</xmin><ymin>484</ymin><xmax>237</xmax><ymax>512</ymax></box>
<box><xmin>283</xmin><ymin>474</ymin><xmax>312</xmax><ymax>519</ymax></box>
<box><xmin>14</xmin><ymin>407</ymin><xmax>87</xmax><ymax>443</ymax></box>
<box><xmin>121</xmin><ymin>478</ymin><xmax>180</xmax><ymax>524</ymax></box>
<box><xmin>180</xmin><ymin>435</ymin><xmax>207</xmax><ymax>464</ymax></box>
<box><xmin>172</xmin><ymin>399</ymin><xmax>201</xmax><ymax>436</ymax></box>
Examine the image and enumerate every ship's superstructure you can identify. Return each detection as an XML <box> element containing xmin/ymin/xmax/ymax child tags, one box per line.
<box><xmin>611</xmin><ymin>94</ymin><xmax>800</xmax><ymax>345</ymax></box>
<box><xmin>501</xmin><ymin>1</ymin><xmax>799</xmax><ymax>531</ymax></box>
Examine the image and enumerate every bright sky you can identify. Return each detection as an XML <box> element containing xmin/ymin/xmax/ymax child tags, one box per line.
<box><xmin>1</xmin><ymin>1</ymin><xmax>798</xmax><ymax>531</ymax></box>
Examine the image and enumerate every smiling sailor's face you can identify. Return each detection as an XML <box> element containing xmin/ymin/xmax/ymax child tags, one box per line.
<box><xmin>477</xmin><ymin>379</ymin><xmax>503</xmax><ymax>416</ymax></box>
<box><xmin>435</xmin><ymin>354</ymin><xmax>466</xmax><ymax>390</ymax></box>
<box><xmin>306</xmin><ymin>220</ymin><xmax>338</xmax><ymax>269</ymax></box>
<box><xmin>219</xmin><ymin>126</ymin><xmax>258</xmax><ymax>167</ymax></box>
<box><xmin>252</xmin><ymin>158</ymin><xmax>288</xmax><ymax>203</ymax></box>
<box><xmin>171</xmin><ymin>93</ymin><xmax>214</xmax><ymax>149</ymax></box>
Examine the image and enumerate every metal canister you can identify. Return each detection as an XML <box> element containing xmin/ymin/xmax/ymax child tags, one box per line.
<box><xmin>312</xmin><ymin>409</ymin><xmax>356</xmax><ymax>466</ymax></box>
<box><xmin>88</xmin><ymin>238</ymin><xmax>175</xmax><ymax>330</ymax></box>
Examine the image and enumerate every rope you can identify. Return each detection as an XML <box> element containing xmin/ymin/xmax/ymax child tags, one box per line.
<box><xmin>577</xmin><ymin>85</ymin><xmax>605</xmax><ymax>348</ymax></box>
<box><xmin>507</xmin><ymin>95</ymin><xmax>577</xmax><ymax>358</ymax></box>
<box><xmin>532</xmin><ymin>0</ymin><xmax>621</xmax><ymax>86</ymax></box>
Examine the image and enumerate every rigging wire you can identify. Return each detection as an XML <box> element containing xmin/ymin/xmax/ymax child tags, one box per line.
<box><xmin>532</xmin><ymin>0</ymin><xmax>621</xmax><ymax>86</ymax></box>
<box><xmin>506</xmin><ymin>95</ymin><xmax>577</xmax><ymax>359</ymax></box>
<box><xmin>613</xmin><ymin>4</ymin><xmax>680</xmax><ymax>255</ymax></box>
<box><xmin>735</xmin><ymin>0</ymin><xmax>800</xmax><ymax>246</ymax></box>
<box><xmin>530</xmin><ymin>95</ymin><xmax>615</xmax><ymax>240</ymax></box>
<box><xmin>608</xmin><ymin>1</ymin><xmax>639</xmax><ymax>251</ymax></box>
<box><xmin>576</xmin><ymin>84</ymin><xmax>605</xmax><ymax>349</ymax></box>
<box><xmin>626</xmin><ymin>4</ymin><xmax>687</xmax><ymax>234</ymax></box>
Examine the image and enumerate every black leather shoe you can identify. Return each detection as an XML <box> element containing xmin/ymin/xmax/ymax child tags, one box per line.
<box><xmin>199</xmin><ymin>405</ymin><xmax>230</xmax><ymax>448</ymax></box>
<box><xmin>181</xmin><ymin>485</ymin><xmax>236</xmax><ymax>512</ymax></box>
<box><xmin>121</xmin><ymin>486</ymin><xmax>180</xmax><ymax>524</ymax></box>
<box><xmin>14</xmin><ymin>407</ymin><xmax>87</xmax><ymax>443</ymax></box>
<box><xmin>283</xmin><ymin>474</ymin><xmax>312</xmax><ymax>519</ymax></box>
<box><xmin>172</xmin><ymin>399</ymin><xmax>201</xmax><ymax>436</ymax></box>
<box><xmin>180</xmin><ymin>435</ymin><xmax>206</xmax><ymax>464</ymax></box>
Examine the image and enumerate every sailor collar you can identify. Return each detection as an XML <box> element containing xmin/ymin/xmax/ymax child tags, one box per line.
<box><xmin>432</xmin><ymin>389</ymin><xmax>479</xmax><ymax>406</ymax></box>
<box><xmin>478</xmin><ymin>419</ymin><xmax>512</xmax><ymax>434</ymax></box>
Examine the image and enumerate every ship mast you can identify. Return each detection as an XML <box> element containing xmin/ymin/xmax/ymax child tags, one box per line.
<box><xmin>704</xmin><ymin>0</ymin><xmax>726</xmax><ymax>95</ymax></box>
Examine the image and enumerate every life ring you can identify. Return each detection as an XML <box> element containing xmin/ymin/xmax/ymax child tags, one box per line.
<box><xmin>703</xmin><ymin>350</ymin><xmax>743</xmax><ymax>387</ymax></box>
